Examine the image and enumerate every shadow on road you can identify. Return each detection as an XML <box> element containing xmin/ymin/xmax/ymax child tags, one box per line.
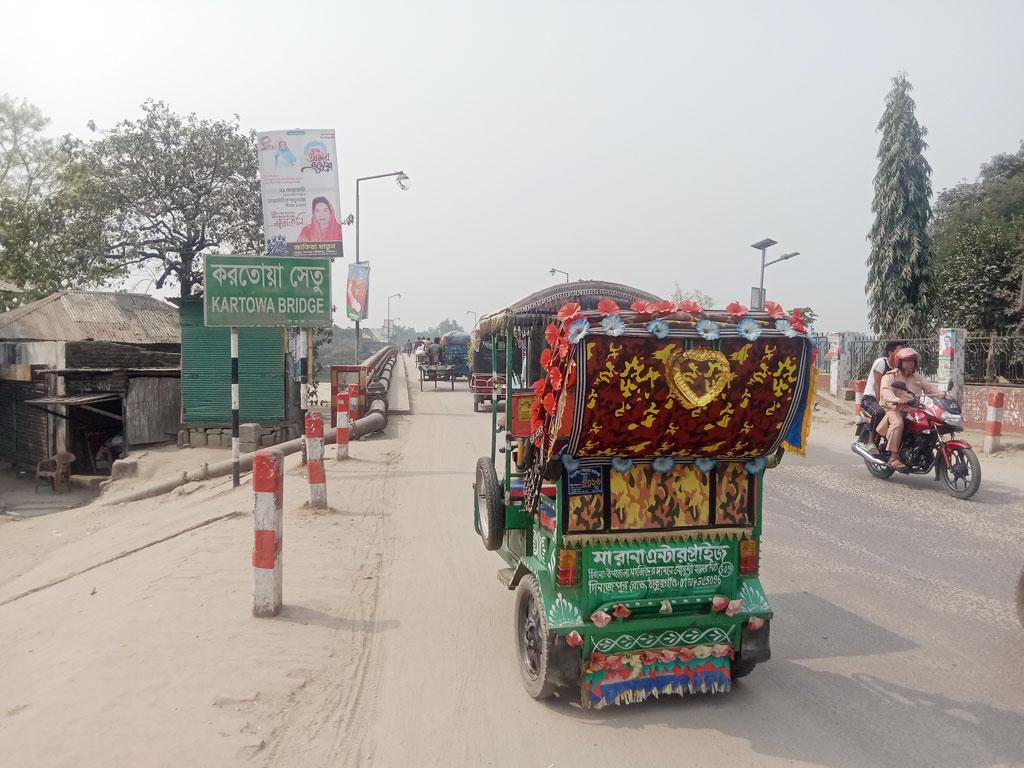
<box><xmin>278</xmin><ymin>604</ymin><xmax>400</xmax><ymax>634</ymax></box>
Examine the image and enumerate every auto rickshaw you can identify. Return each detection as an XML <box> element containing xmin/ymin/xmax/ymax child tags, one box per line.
<box><xmin>441</xmin><ymin>331</ymin><xmax>472</xmax><ymax>381</ymax></box>
<box><xmin>469</xmin><ymin>330</ymin><xmax>524</xmax><ymax>412</ymax></box>
<box><xmin>471</xmin><ymin>281</ymin><xmax>815</xmax><ymax>707</ymax></box>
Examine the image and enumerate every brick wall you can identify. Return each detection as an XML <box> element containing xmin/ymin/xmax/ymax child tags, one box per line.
<box><xmin>963</xmin><ymin>385</ymin><xmax>1024</xmax><ymax>434</ymax></box>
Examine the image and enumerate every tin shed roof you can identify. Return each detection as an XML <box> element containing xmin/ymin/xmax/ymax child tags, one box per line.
<box><xmin>0</xmin><ymin>291</ymin><xmax>180</xmax><ymax>344</ymax></box>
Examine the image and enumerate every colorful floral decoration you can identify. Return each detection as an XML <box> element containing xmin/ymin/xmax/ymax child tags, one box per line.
<box><xmin>659</xmin><ymin>600</ymin><xmax>673</xmax><ymax>615</ymax></box>
<box><xmin>630</xmin><ymin>300</ymin><xmax>651</xmax><ymax>314</ymax></box>
<box><xmin>711</xmin><ymin>595</ymin><xmax>729</xmax><ymax>612</ymax></box>
<box><xmin>763</xmin><ymin>300</ymin><xmax>786</xmax><ymax>319</ymax></box>
<box><xmin>613</xmin><ymin>603</ymin><xmax>632</xmax><ymax>619</ymax></box>
<box><xmin>567</xmin><ymin>318</ymin><xmax>589</xmax><ymax>344</ymax></box>
<box><xmin>591</xmin><ymin>610</ymin><xmax>613</xmax><ymax>628</ymax></box>
<box><xmin>651</xmin><ymin>299</ymin><xmax>676</xmax><ymax>314</ymax></box>
<box><xmin>695</xmin><ymin>319</ymin><xmax>720</xmax><ymax>341</ymax></box>
<box><xmin>774</xmin><ymin>318</ymin><xmax>798</xmax><ymax>338</ymax></box>
<box><xmin>544</xmin><ymin>322</ymin><xmax>560</xmax><ymax>348</ymax></box>
<box><xmin>611</xmin><ymin>457</ymin><xmax>634</xmax><ymax>473</ymax></box>
<box><xmin>601</xmin><ymin>314</ymin><xmax>626</xmax><ymax>337</ymax></box>
<box><xmin>652</xmin><ymin>456</ymin><xmax>676</xmax><ymax>474</ymax></box>
<box><xmin>547</xmin><ymin>367</ymin><xmax>563</xmax><ymax>391</ymax></box>
<box><xmin>747</xmin><ymin>617</ymin><xmax>766</xmax><ymax>631</ymax></box>
<box><xmin>583</xmin><ymin>646</ymin><xmax>733</xmax><ymax>707</ymax></box>
<box><xmin>744</xmin><ymin>457</ymin><xmax>768</xmax><ymax>475</ymax></box>
<box><xmin>557</xmin><ymin>302</ymin><xmax>582</xmax><ymax>324</ymax></box>
<box><xmin>726</xmin><ymin>301</ymin><xmax>749</xmax><ymax>319</ymax></box>
<box><xmin>561</xmin><ymin>453</ymin><xmax>580</xmax><ymax>472</ymax></box>
<box><xmin>566</xmin><ymin>630</ymin><xmax>584</xmax><ymax>647</ymax></box>
<box><xmin>787</xmin><ymin>308</ymin><xmax>807</xmax><ymax>334</ymax></box>
<box><xmin>646</xmin><ymin>319</ymin><xmax>670</xmax><ymax>339</ymax></box>
<box><xmin>725</xmin><ymin>599</ymin><xmax>744</xmax><ymax>617</ymax></box>
<box><xmin>597</xmin><ymin>298</ymin><xmax>620</xmax><ymax>316</ymax></box>
<box><xmin>694</xmin><ymin>457</ymin><xmax>717</xmax><ymax>474</ymax></box>
<box><xmin>737</xmin><ymin>317</ymin><xmax>762</xmax><ymax>341</ymax></box>
<box><xmin>532</xmin><ymin>378</ymin><xmax>546</xmax><ymax>397</ymax></box>
<box><xmin>540</xmin><ymin>348</ymin><xmax>552</xmax><ymax>368</ymax></box>
<box><xmin>677</xmin><ymin>299</ymin><xmax>703</xmax><ymax>315</ymax></box>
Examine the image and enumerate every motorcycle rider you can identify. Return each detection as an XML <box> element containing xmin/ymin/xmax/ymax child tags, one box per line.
<box><xmin>878</xmin><ymin>347</ymin><xmax>939</xmax><ymax>470</ymax></box>
<box><xmin>859</xmin><ymin>339</ymin><xmax>905</xmax><ymax>442</ymax></box>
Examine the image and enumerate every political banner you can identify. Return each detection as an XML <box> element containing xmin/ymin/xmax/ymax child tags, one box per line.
<box><xmin>257</xmin><ymin>129</ymin><xmax>343</xmax><ymax>259</ymax></box>
<box><xmin>346</xmin><ymin>262</ymin><xmax>370</xmax><ymax>321</ymax></box>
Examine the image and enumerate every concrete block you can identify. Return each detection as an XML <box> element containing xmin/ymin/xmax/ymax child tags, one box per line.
<box><xmin>191</xmin><ymin>430</ymin><xmax>207</xmax><ymax>447</ymax></box>
<box><xmin>207</xmin><ymin>433</ymin><xmax>222</xmax><ymax>448</ymax></box>
<box><xmin>177</xmin><ymin>429</ymin><xmax>189</xmax><ymax>448</ymax></box>
<box><xmin>111</xmin><ymin>458</ymin><xmax>139</xmax><ymax>480</ymax></box>
<box><xmin>260</xmin><ymin>434</ymin><xmax>278</xmax><ymax>447</ymax></box>
<box><xmin>239</xmin><ymin>423</ymin><xmax>261</xmax><ymax>443</ymax></box>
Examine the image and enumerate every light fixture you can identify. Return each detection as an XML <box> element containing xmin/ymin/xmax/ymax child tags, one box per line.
<box><xmin>396</xmin><ymin>172</ymin><xmax>410</xmax><ymax>191</ymax></box>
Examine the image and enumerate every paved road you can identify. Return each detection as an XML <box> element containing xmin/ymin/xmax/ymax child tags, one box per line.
<box><xmin>320</xmin><ymin>373</ymin><xmax>1024</xmax><ymax>768</ymax></box>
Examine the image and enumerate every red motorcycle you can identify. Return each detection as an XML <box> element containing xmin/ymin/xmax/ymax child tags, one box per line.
<box><xmin>852</xmin><ymin>381</ymin><xmax>981</xmax><ymax>499</ymax></box>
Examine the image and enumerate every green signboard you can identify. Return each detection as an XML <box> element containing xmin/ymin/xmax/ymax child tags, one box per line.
<box><xmin>203</xmin><ymin>255</ymin><xmax>332</xmax><ymax>327</ymax></box>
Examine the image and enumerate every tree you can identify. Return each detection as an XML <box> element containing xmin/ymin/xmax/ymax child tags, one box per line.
<box><xmin>866</xmin><ymin>73</ymin><xmax>934</xmax><ymax>337</ymax></box>
<box><xmin>669</xmin><ymin>283</ymin><xmax>715</xmax><ymax>307</ymax></box>
<box><xmin>428</xmin><ymin>318</ymin><xmax>464</xmax><ymax>337</ymax></box>
<box><xmin>77</xmin><ymin>100</ymin><xmax>262</xmax><ymax>298</ymax></box>
<box><xmin>0</xmin><ymin>95</ymin><xmax>116</xmax><ymax>309</ymax></box>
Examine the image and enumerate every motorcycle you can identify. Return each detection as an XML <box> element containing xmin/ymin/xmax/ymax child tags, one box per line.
<box><xmin>851</xmin><ymin>380</ymin><xmax>981</xmax><ymax>499</ymax></box>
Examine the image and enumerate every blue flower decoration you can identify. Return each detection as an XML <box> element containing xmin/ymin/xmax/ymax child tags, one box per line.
<box><xmin>561</xmin><ymin>454</ymin><xmax>580</xmax><ymax>472</ymax></box>
<box><xmin>694</xmin><ymin>457</ymin><xmax>717</xmax><ymax>474</ymax></box>
<box><xmin>744</xmin><ymin>457</ymin><xmax>768</xmax><ymax>475</ymax></box>
<box><xmin>695</xmin><ymin>319</ymin><xmax>720</xmax><ymax>341</ymax></box>
<box><xmin>775</xmin><ymin>318</ymin><xmax>798</xmax><ymax>338</ymax></box>
<box><xmin>652</xmin><ymin>457</ymin><xmax>676</xmax><ymax>474</ymax></box>
<box><xmin>601</xmin><ymin>314</ymin><xmax>626</xmax><ymax>337</ymax></box>
<box><xmin>611</xmin><ymin>457</ymin><xmax>634</xmax><ymax>473</ymax></box>
<box><xmin>646</xmin><ymin>319</ymin><xmax>670</xmax><ymax>339</ymax></box>
<box><xmin>567</xmin><ymin>318</ymin><xmax>589</xmax><ymax>344</ymax></box>
<box><xmin>737</xmin><ymin>317</ymin><xmax>762</xmax><ymax>341</ymax></box>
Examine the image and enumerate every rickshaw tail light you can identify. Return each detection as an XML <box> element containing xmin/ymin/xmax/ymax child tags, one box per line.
<box><xmin>556</xmin><ymin>549</ymin><xmax>578</xmax><ymax>586</ymax></box>
<box><xmin>739</xmin><ymin>540</ymin><xmax>759</xmax><ymax>575</ymax></box>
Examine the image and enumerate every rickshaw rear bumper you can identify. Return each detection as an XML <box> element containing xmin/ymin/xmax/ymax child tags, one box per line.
<box><xmin>739</xmin><ymin>619</ymin><xmax>771</xmax><ymax>664</ymax></box>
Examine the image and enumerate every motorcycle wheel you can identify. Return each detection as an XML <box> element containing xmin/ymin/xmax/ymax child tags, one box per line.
<box><xmin>941</xmin><ymin>446</ymin><xmax>981</xmax><ymax>500</ymax></box>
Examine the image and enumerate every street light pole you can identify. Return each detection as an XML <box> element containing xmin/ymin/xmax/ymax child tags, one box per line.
<box><xmin>387</xmin><ymin>293</ymin><xmax>401</xmax><ymax>343</ymax></box>
<box><xmin>549</xmin><ymin>267</ymin><xmax>569</xmax><ymax>283</ymax></box>
<box><xmin>466</xmin><ymin>310</ymin><xmax>477</xmax><ymax>329</ymax></box>
<box><xmin>750</xmin><ymin>238</ymin><xmax>800</xmax><ymax>309</ymax></box>
<box><xmin>354</xmin><ymin>171</ymin><xmax>410</xmax><ymax>362</ymax></box>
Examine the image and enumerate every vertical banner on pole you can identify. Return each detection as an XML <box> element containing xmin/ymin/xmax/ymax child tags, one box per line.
<box><xmin>231</xmin><ymin>327</ymin><xmax>240</xmax><ymax>487</ymax></box>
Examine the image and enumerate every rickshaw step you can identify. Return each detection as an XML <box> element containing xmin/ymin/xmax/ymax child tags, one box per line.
<box><xmin>497</xmin><ymin>568</ymin><xmax>514</xmax><ymax>588</ymax></box>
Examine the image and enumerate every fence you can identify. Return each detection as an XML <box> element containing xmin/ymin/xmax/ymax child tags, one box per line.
<box><xmin>964</xmin><ymin>335</ymin><xmax>1024</xmax><ymax>386</ymax></box>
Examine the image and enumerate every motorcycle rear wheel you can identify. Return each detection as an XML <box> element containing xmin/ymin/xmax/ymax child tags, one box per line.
<box><xmin>865</xmin><ymin>459</ymin><xmax>894</xmax><ymax>479</ymax></box>
<box><xmin>941</xmin><ymin>446</ymin><xmax>981</xmax><ymax>500</ymax></box>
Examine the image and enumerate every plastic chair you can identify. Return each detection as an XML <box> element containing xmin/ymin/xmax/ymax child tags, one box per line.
<box><xmin>35</xmin><ymin>452</ymin><xmax>76</xmax><ymax>494</ymax></box>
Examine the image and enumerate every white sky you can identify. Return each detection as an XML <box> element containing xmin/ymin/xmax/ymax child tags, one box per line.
<box><xmin>4</xmin><ymin>0</ymin><xmax>1024</xmax><ymax>332</ymax></box>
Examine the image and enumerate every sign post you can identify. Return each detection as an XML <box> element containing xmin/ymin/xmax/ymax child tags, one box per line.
<box><xmin>204</xmin><ymin>255</ymin><xmax>332</xmax><ymax>327</ymax></box>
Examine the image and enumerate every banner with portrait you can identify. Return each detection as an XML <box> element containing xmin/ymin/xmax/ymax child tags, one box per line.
<box><xmin>257</xmin><ymin>129</ymin><xmax>343</xmax><ymax>259</ymax></box>
<box><xmin>346</xmin><ymin>262</ymin><xmax>370</xmax><ymax>321</ymax></box>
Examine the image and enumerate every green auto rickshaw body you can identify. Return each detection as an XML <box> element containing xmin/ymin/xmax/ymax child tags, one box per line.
<box><xmin>472</xmin><ymin>281</ymin><xmax>814</xmax><ymax>707</ymax></box>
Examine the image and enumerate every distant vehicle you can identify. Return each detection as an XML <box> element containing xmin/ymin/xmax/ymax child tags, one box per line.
<box><xmin>471</xmin><ymin>281</ymin><xmax>816</xmax><ymax>707</ymax></box>
<box><xmin>468</xmin><ymin>331</ymin><xmax>522</xmax><ymax>413</ymax></box>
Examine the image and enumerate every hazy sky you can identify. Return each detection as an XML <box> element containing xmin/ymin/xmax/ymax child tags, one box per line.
<box><xmin>5</xmin><ymin>0</ymin><xmax>1024</xmax><ymax>333</ymax></box>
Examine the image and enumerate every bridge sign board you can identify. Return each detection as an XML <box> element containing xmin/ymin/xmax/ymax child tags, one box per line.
<box><xmin>203</xmin><ymin>254</ymin><xmax>332</xmax><ymax>328</ymax></box>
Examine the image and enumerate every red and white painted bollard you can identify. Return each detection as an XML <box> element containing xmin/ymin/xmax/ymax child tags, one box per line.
<box><xmin>347</xmin><ymin>383</ymin><xmax>360</xmax><ymax>421</ymax></box>
<box><xmin>335</xmin><ymin>391</ymin><xmax>350</xmax><ymax>461</ymax></box>
<box><xmin>853</xmin><ymin>379</ymin><xmax>867</xmax><ymax>419</ymax></box>
<box><xmin>305</xmin><ymin>411</ymin><xmax>327</xmax><ymax>508</ymax></box>
<box><xmin>252</xmin><ymin>449</ymin><xmax>283</xmax><ymax>617</ymax></box>
<box><xmin>984</xmin><ymin>391</ymin><xmax>1004</xmax><ymax>454</ymax></box>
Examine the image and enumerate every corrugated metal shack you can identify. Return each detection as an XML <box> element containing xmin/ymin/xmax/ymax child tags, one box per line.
<box><xmin>0</xmin><ymin>291</ymin><xmax>181</xmax><ymax>474</ymax></box>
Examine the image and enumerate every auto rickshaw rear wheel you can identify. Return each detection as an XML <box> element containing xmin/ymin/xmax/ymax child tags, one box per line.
<box><xmin>514</xmin><ymin>574</ymin><xmax>559</xmax><ymax>699</ymax></box>
<box><xmin>475</xmin><ymin>457</ymin><xmax>504</xmax><ymax>551</ymax></box>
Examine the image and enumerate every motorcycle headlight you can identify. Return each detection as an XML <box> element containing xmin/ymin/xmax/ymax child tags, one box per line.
<box><xmin>942</xmin><ymin>412</ymin><xmax>964</xmax><ymax>426</ymax></box>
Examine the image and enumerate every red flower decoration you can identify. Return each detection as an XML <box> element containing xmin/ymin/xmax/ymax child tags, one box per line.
<box><xmin>630</xmin><ymin>300</ymin><xmax>651</xmax><ymax>314</ymax></box>
<box><xmin>565</xmin><ymin>364</ymin><xmax>577</xmax><ymax>389</ymax></box>
<box><xmin>533</xmin><ymin>378</ymin><xmax>547</xmax><ymax>397</ymax></box>
<box><xmin>590</xmin><ymin>610</ymin><xmax>612</xmax><ymax>628</ymax></box>
<box><xmin>788</xmin><ymin>308</ymin><xmax>807</xmax><ymax>333</ymax></box>
<box><xmin>612</xmin><ymin>603</ymin><xmax>632</xmax><ymax>619</ymax></box>
<box><xmin>676</xmin><ymin>647</ymin><xmax>695</xmax><ymax>662</ymax></box>
<box><xmin>544</xmin><ymin>322</ymin><xmax>560</xmax><ymax>348</ymax></box>
<box><xmin>726</xmin><ymin>301</ymin><xmax>749</xmax><ymax>319</ymax></box>
<box><xmin>540</xmin><ymin>348</ymin><xmax>552</xmax><ymax>368</ymax></box>
<box><xmin>547</xmin><ymin>367</ymin><xmax>563</xmax><ymax>391</ymax></box>
<box><xmin>597</xmin><ymin>298</ymin><xmax>620</xmax><ymax>316</ymax></box>
<box><xmin>566</xmin><ymin>630</ymin><xmax>583</xmax><ymax>648</ymax></box>
<box><xmin>651</xmin><ymin>299</ymin><xmax>675</xmax><ymax>314</ymax></box>
<box><xmin>763</xmin><ymin>300</ymin><xmax>785</xmax><ymax>319</ymax></box>
<box><xmin>677</xmin><ymin>300</ymin><xmax>702</xmax><ymax>315</ymax></box>
<box><xmin>543</xmin><ymin>392</ymin><xmax>556</xmax><ymax>415</ymax></box>
<box><xmin>711</xmin><ymin>595</ymin><xmax>728</xmax><ymax>612</ymax></box>
<box><xmin>555</xmin><ymin>338</ymin><xmax>570</xmax><ymax>360</ymax></box>
<box><xmin>557</xmin><ymin>302</ymin><xmax>582</xmax><ymax>324</ymax></box>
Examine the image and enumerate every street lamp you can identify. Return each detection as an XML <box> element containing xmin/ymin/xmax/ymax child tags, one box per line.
<box><xmin>387</xmin><ymin>292</ymin><xmax>401</xmax><ymax>343</ymax></box>
<box><xmin>749</xmin><ymin>239</ymin><xmax>799</xmax><ymax>310</ymax></box>
<box><xmin>354</xmin><ymin>170</ymin><xmax>410</xmax><ymax>361</ymax></box>
<box><xmin>466</xmin><ymin>310</ymin><xmax>477</xmax><ymax>329</ymax></box>
<box><xmin>549</xmin><ymin>267</ymin><xmax>569</xmax><ymax>283</ymax></box>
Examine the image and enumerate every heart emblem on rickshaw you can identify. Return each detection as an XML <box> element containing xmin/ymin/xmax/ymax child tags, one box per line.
<box><xmin>665</xmin><ymin>347</ymin><xmax>732</xmax><ymax>408</ymax></box>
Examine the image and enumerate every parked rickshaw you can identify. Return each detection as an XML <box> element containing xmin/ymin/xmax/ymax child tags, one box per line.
<box><xmin>441</xmin><ymin>331</ymin><xmax>471</xmax><ymax>381</ymax></box>
<box><xmin>468</xmin><ymin>330</ymin><xmax>523</xmax><ymax>412</ymax></box>
<box><xmin>471</xmin><ymin>282</ymin><xmax>816</xmax><ymax>707</ymax></box>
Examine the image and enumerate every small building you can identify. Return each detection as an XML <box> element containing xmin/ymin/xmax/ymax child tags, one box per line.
<box><xmin>0</xmin><ymin>291</ymin><xmax>181</xmax><ymax>474</ymax></box>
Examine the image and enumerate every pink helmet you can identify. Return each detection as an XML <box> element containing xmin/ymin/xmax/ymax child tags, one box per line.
<box><xmin>896</xmin><ymin>347</ymin><xmax>919</xmax><ymax>361</ymax></box>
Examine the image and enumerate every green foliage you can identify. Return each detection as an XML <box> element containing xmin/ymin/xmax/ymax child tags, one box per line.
<box><xmin>867</xmin><ymin>73</ymin><xmax>934</xmax><ymax>337</ymax></box>
<box><xmin>77</xmin><ymin>100</ymin><xmax>262</xmax><ymax>298</ymax></box>
<box><xmin>930</xmin><ymin>142</ymin><xmax>1024</xmax><ymax>333</ymax></box>
<box><xmin>428</xmin><ymin>318</ymin><xmax>464</xmax><ymax>337</ymax></box>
